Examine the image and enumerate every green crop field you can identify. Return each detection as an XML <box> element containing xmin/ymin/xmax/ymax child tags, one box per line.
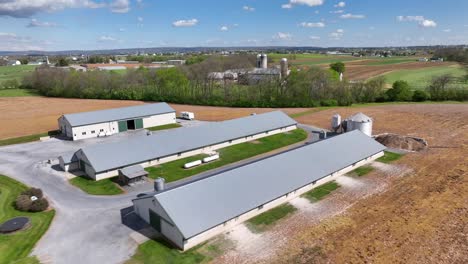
<box><xmin>378</xmin><ymin>65</ymin><xmax>467</xmax><ymax>89</ymax></box>
<box><xmin>0</xmin><ymin>65</ymin><xmax>37</xmax><ymax>83</ymax></box>
<box><xmin>0</xmin><ymin>175</ymin><xmax>55</xmax><ymax>264</ymax></box>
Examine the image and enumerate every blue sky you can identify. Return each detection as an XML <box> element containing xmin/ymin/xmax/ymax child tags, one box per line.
<box><xmin>0</xmin><ymin>0</ymin><xmax>467</xmax><ymax>51</ymax></box>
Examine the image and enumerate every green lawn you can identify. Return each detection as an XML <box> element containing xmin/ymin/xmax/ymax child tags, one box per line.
<box><xmin>0</xmin><ymin>131</ymin><xmax>59</xmax><ymax>147</ymax></box>
<box><xmin>378</xmin><ymin>65</ymin><xmax>467</xmax><ymax>89</ymax></box>
<box><xmin>147</xmin><ymin>123</ymin><xmax>182</xmax><ymax>131</ymax></box>
<box><xmin>351</xmin><ymin>165</ymin><xmax>374</xmax><ymax>177</ymax></box>
<box><xmin>126</xmin><ymin>239</ymin><xmax>211</xmax><ymax>264</ymax></box>
<box><xmin>0</xmin><ymin>175</ymin><xmax>55</xmax><ymax>264</ymax></box>
<box><xmin>0</xmin><ymin>89</ymin><xmax>40</xmax><ymax>97</ymax></box>
<box><xmin>0</xmin><ymin>65</ymin><xmax>37</xmax><ymax>83</ymax></box>
<box><xmin>364</xmin><ymin>58</ymin><xmax>418</xmax><ymax>66</ymax></box>
<box><xmin>247</xmin><ymin>203</ymin><xmax>297</xmax><ymax>233</ymax></box>
<box><xmin>145</xmin><ymin>128</ymin><xmax>308</xmax><ymax>182</ymax></box>
<box><xmin>376</xmin><ymin>151</ymin><xmax>403</xmax><ymax>164</ymax></box>
<box><xmin>69</xmin><ymin>176</ymin><xmax>123</xmax><ymax>195</ymax></box>
<box><xmin>302</xmin><ymin>181</ymin><xmax>340</xmax><ymax>202</ymax></box>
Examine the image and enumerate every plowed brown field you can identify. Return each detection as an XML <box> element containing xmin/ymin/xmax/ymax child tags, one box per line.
<box><xmin>0</xmin><ymin>97</ymin><xmax>308</xmax><ymax>139</ymax></box>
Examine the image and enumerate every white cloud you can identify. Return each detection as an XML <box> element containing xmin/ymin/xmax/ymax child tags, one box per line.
<box><xmin>110</xmin><ymin>0</ymin><xmax>130</xmax><ymax>13</ymax></box>
<box><xmin>98</xmin><ymin>35</ymin><xmax>117</xmax><ymax>42</ymax></box>
<box><xmin>281</xmin><ymin>0</ymin><xmax>324</xmax><ymax>9</ymax></box>
<box><xmin>274</xmin><ymin>32</ymin><xmax>292</xmax><ymax>40</ymax></box>
<box><xmin>172</xmin><ymin>19</ymin><xmax>198</xmax><ymax>27</ymax></box>
<box><xmin>0</xmin><ymin>0</ymin><xmax>106</xmax><ymax>17</ymax></box>
<box><xmin>329</xmin><ymin>29</ymin><xmax>344</xmax><ymax>39</ymax></box>
<box><xmin>397</xmin><ymin>15</ymin><xmax>437</xmax><ymax>28</ymax></box>
<box><xmin>300</xmin><ymin>22</ymin><xmax>325</xmax><ymax>28</ymax></box>
<box><xmin>330</xmin><ymin>10</ymin><xmax>344</xmax><ymax>14</ymax></box>
<box><xmin>220</xmin><ymin>25</ymin><xmax>228</xmax><ymax>31</ymax></box>
<box><xmin>340</xmin><ymin>13</ymin><xmax>365</xmax><ymax>19</ymax></box>
<box><xmin>119</xmin><ymin>28</ymin><xmax>126</xmax><ymax>32</ymax></box>
<box><xmin>309</xmin><ymin>35</ymin><xmax>320</xmax><ymax>40</ymax></box>
<box><xmin>334</xmin><ymin>1</ymin><xmax>345</xmax><ymax>8</ymax></box>
<box><xmin>27</xmin><ymin>18</ymin><xmax>56</xmax><ymax>27</ymax></box>
<box><xmin>419</xmin><ymin>19</ymin><xmax>436</xmax><ymax>28</ymax></box>
<box><xmin>443</xmin><ymin>29</ymin><xmax>451</xmax><ymax>32</ymax></box>
<box><xmin>243</xmin><ymin>5</ymin><xmax>255</xmax><ymax>12</ymax></box>
<box><xmin>137</xmin><ymin>16</ymin><xmax>143</xmax><ymax>22</ymax></box>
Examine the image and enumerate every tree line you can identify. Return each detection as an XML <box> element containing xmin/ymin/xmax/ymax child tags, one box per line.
<box><xmin>23</xmin><ymin>55</ymin><xmax>467</xmax><ymax>107</ymax></box>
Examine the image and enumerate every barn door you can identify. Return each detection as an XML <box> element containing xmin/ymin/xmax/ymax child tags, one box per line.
<box><xmin>135</xmin><ymin>118</ymin><xmax>143</xmax><ymax>129</ymax></box>
<box><xmin>149</xmin><ymin>209</ymin><xmax>161</xmax><ymax>232</ymax></box>
<box><xmin>118</xmin><ymin>121</ymin><xmax>127</xmax><ymax>132</ymax></box>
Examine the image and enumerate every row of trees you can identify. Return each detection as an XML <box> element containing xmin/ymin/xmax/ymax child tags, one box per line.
<box><xmin>23</xmin><ymin>55</ymin><xmax>467</xmax><ymax>107</ymax></box>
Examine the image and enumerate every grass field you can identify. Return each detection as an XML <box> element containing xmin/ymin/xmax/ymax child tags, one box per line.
<box><xmin>376</xmin><ymin>151</ymin><xmax>403</xmax><ymax>163</ymax></box>
<box><xmin>145</xmin><ymin>128</ymin><xmax>308</xmax><ymax>182</ymax></box>
<box><xmin>0</xmin><ymin>89</ymin><xmax>40</xmax><ymax>97</ymax></box>
<box><xmin>302</xmin><ymin>181</ymin><xmax>340</xmax><ymax>202</ymax></box>
<box><xmin>146</xmin><ymin>123</ymin><xmax>182</xmax><ymax>131</ymax></box>
<box><xmin>0</xmin><ymin>175</ymin><xmax>55</xmax><ymax>264</ymax></box>
<box><xmin>363</xmin><ymin>58</ymin><xmax>418</xmax><ymax>66</ymax></box>
<box><xmin>69</xmin><ymin>176</ymin><xmax>123</xmax><ymax>195</ymax></box>
<box><xmin>351</xmin><ymin>165</ymin><xmax>374</xmax><ymax>176</ymax></box>
<box><xmin>0</xmin><ymin>130</ymin><xmax>58</xmax><ymax>147</ymax></box>
<box><xmin>126</xmin><ymin>239</ymin><xmax>211</xmax><ymax>264</ymax></box>
<box><xmin>0</xmin><ymin>65</ymin><xmax>37</xmax><ymax>83</ymax></box>
<box><xmin>378</xmin><ymin>65</ymin><xmax>467</xmax><ymax>89</ymax></box>
<box><xmin>247</xmin><ymin>203</ymin><xmax>297</xmax><ymax>233</ymax></box>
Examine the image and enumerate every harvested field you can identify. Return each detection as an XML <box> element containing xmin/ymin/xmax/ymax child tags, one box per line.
<box><xmin>343</xmin><ymin>61</ymin><xmax>457</xmax><ymax>81</ymax></box>
<box><xmin>215</xmin><ymin>103</ymin><xmax>468</xmax><ymax>263</ymax></box>
<box><xmin>0</xmin><ymin>97</ymin><xmax>308</xmax><ymax>139</ymax></box>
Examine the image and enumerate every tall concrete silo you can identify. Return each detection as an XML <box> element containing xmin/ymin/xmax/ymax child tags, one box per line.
<box><xmin>280</xmin><ymin>58</ymin><xmax>288</xmax><ymax>78</ymax></box>
<box><xmin>256</xmin><ymin>53</ymin><xmax>267</xmax><ymax>69</ymax></box>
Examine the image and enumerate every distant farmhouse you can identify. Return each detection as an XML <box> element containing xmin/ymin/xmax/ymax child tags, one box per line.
<box><xmin>133</xmin><ymin>130</ymin><xmax>386</xmax><ymax>250</ymax></box>
<box><xmin>59</xmin><ymin>111</ymin><xmax>297</xmax><ymax>180</ymax></box>
<box><xmin>58</xmin><ymin>103</ymin><xmax>176</xmax><ymax>141</ymax></box>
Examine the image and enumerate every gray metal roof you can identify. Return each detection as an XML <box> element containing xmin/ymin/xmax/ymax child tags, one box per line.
<box><xmin>58</xmin><ymin>152</ymin><xmax>78</xmax><ymax>164</ymax></box>
<box><xmin>150</xmin><ymin>130</ymin><xmax>386</xmax><ymax>239</ymax></box>
<box><xmin>80</xmin><ymin>111</ymin><xmax>296</xmax><ymax>173</ymax></box>
<box><xmin>62</xmin><ymin>103</ymin><xmax>175</xmax><ymax>127</ymax></box>
<box><xmin>120</xmin><ymin>165</ymin><xmax>148</xmax><ymax>179</ymax></box>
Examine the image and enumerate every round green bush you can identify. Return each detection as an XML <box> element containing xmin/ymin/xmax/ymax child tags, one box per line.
<box><xmin>29</xmin><ymin>198</ymin><xmax>49</xmax><ymax>212</ymax></box>
<box><xmin>15</xmin><ymin>195</ymin><xmax>32</xmax><ymax>212</ymax></box>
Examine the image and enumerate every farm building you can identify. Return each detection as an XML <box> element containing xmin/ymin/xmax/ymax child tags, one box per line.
<box><xmin>62</xmin><ymin>111</ymin><xmax>297</xmax><ymax>180</ymax></box>
<box><xmin>132</xmin><ymin>130</ymin><xmax>386</xmax><ymax>250</ymax></box>
<box><xmin>58</xmin><ymin>103</ymin><xmax>176</xmax><ymax>141</ymax></box>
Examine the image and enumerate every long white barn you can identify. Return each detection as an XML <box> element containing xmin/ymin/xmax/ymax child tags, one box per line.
<box><xmin>132</xmin><ymin>131</ymin><xmax>386</xmax><ymax>250</ymax></box>
<box><xmin>63</xmin><ymin>111</ymin><xmax>298</xmax><ymax>180</ymax></box>
<box><xmin>58</xmin><ymin>103</ymin><xmax>176</xmax><ymax>140</ymax></box>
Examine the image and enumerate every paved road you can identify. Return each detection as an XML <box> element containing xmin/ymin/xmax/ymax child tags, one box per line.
<box><xmin>0</xmin><ymin>122</ymin><xmax>324</xmax><ymax>264</ymax></box>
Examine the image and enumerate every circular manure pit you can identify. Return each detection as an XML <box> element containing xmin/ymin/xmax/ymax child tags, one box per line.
<box><xmin>0</xmin><ymin>217</ymin><xmax>31</xmax><ymax>234</ymax></box>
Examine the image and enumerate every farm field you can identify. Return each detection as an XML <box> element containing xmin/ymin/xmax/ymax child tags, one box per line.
<box><xmin>0</xmin><ymin>65</ymin><xmax>37</xmax><ymax>83</ymax></box>
<box><xmin>0</xmin><ymin>97</ymin><xmax>308</xmax><ymax>139</ymax></box>
<box><xmin>0</xmin><ymin>89</ymin><xmax>40</xmax><ymax>97</ymax></box>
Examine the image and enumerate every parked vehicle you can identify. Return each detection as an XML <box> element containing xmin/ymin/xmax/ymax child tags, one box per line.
<box><xmin>180</xmin><ymin>111</ymin><xmax>195</xmax><ymax>120</ymax></box>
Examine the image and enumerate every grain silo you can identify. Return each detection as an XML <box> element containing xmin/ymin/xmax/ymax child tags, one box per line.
<box><xmin>346</xmin><ymin>112</ymin><xmax>373</xmax><ymax>136</ymax></box>
<box><xmin>331</xmin><ymin>114</ymin><xmax>341</xmax><ymax>132</ymax></box>
<box><xmin>256</xmin><ymin>53</ymin><xmax>267</xmax><ymax>69</ymax></box>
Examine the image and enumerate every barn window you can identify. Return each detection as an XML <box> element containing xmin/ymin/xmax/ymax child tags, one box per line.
<box><xmin>91</xmin><ymin>130</ymin><xmax>95</xmax><ymax>134</ymax></box>
<box><xmin>82</xmin><ymin>132</ymin><xmax>86</xmax><ymax>135</ymax></box>
<box><xmin>178</xmin><ymin>153</ymin><xmax>181</xmax><ymax>157</ymax></box>
<box><xmin>229</xmin><ymin>140</ymin><xmax>232</xmax><ymax>144</ymax></box>
<box><xmin>100</xmin><ymin>129</ymin><xmax>104</xmax><ymax>132</ymax></box>
<box><xmin>258</xmin><ymin>205</ymin><xmax>264</xmax><ymax>210</ymax></box>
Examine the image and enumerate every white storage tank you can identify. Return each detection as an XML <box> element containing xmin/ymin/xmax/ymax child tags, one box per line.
<box><xmin>331</xmin><ymin>114</ymin><xmax>341</xmax><ymax>132</ymax></box>
<box><xmin>202</xmin><ymin>154</ymin><xmax>220</xmax><ymax>163</ymax></box>
<box><xmin>346</xmin><ymin>112</ymin><xmax>373</xmax><ymax>136</ymax></box>
<box><xmin>184</xmin><ymin>160</ymin><xmax>202</xmax><ymax>169</ymax></box>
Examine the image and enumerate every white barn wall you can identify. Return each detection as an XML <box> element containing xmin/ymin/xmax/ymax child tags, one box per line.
<box><xmin>92</xmin><ymin>125</ymin><xmax>297</xmax><ymax>180</ymax></box>
<box><xmin>143</xmin><ymin>113</ymin><xmax>176</xmax><ymax>128</ymax></box>
<box><xmin>178</xmin><ymin>151</ymin><xmax>384</xmax><ymax>250</ymax></box>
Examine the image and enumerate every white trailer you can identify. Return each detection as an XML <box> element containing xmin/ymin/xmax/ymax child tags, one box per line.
<box><xmin>180</xmin><ymin>111</ymin><xmax>195</xmax><ymax>120</ymax></box>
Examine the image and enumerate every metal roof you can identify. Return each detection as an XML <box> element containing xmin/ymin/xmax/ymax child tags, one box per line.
<box><xmin>149</xmin><ymin>131</ymin><xmax>386</xmax><ymax>239</ymax></box>
<box><xmin>348</xmin><ymin>112</ymin><xmax>372</xmax><ymax>123</ymax></box>
<box><xmin>62</xmin><ymin>103</ymin><xmax>175</xmax><ymax>127</ymax></box>
<box><xmin>119</xmin><ymin>165</ymin><xmax>148</xmax><ymax>179</ymax></box>
<box><xmin>80</xmin><ymin>111</ymin><xmax>297</xmax><ymax>173</ymax></box>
